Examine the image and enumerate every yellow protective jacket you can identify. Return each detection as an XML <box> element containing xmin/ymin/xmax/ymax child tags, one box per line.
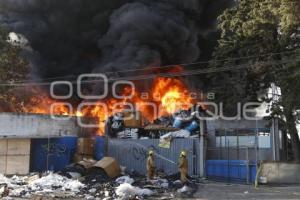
<box><xmin>178</xmin><ymin>157</ymin><xmax>188</xmax><ymax>173</ymax></box>
<box><xmin>147</xmin><ymin>156</ymin><xmax>155</xmax><ymax>171</ymax></box>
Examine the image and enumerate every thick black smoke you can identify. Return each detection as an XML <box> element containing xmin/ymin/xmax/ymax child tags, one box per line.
<box><xmin>0</xmin><ymin>0</ymin><xmax>230</xmax><ymax>80</ymax></box>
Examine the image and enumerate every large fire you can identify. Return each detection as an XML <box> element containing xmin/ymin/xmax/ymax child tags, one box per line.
<box><xmin>20</xmin><ymin>76</ymin><xmax>195</xmax><ymax>135</ymax></box>
<box><xmin>152</xmin><ymin>77</ymin><xmax>193</xmax><ymax>115</ymax></box>
<box><xmin>22</xmin><ymin>87</ymin><xmax>71</xmax><ymax>115</ymax></box>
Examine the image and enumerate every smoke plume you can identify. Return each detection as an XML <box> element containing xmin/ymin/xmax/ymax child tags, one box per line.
<box><xmin>0</xmin><ymin>0</ymin><xmax>230</xmax><ymax>82</ymax></box>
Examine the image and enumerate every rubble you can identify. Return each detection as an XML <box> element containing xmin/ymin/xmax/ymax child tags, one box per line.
<box><xmin>117</xmin><ymin>128</ymin><xmax>139</xmax><ymax>139</ymax></box>
<box><xmin>160</xmin><ymin>129</ymin><xmax>191</xmax><ymax>139</ymax></box>
<box><xmin>67</xmin><ymin>172</ymin><xmax>82</xmax><ymax>179</ymax></box>
<box><xmin>106</xmin><ymin>106</ymin><xmax>203</xmax><ymax>139</ymax></box>
<box><xmin>0</xmin><ymin>183</ymin><xmax>9</xmax><ymax>198</ymax></box>
<box><xmin>177</xmin><ymin>185</ymin><xmax>191</xmax><ymax>193</ymax></box>
<box><xmin>29</xmin><ymin>173</ymin><xmax>85</xmax><ymax>192</ymax></box>
<box><xmin>0</xmin><ymin>167</ymin><xmax>199</xmax><ymax>199</ymax></box>
<box><xmin>150</xmin><ymin>178</ymin><xmax>169</xmax><ymax>189</ymax></box>
<box><xmin>116</xmin><ymin>176</ymin><xmax>135</xmax><ymax>184</ymax></box>
<box><xmin>0</xmin><ymin>172</ymin><xmax>85</xmax><ymax>198</ymax></box>
<box><xmin>115</xmin><ymin>183</ymin><xmax>154</xmax><ymax>199</ymax></box>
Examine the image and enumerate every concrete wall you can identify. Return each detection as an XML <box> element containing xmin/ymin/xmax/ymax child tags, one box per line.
<box><xmin>0</xmin><ymin>113</ymin><xmax>80</xmax><ymax>138</ymax></box>
<box><xmin>260</xmin><ymin>162</ymin><xmax>300</xmax><ymax>184</ymax></box>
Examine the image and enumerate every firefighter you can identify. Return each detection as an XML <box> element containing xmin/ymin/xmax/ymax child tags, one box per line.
<box><xmin>147</xmin><ymin>150</ymin><xmax>155</xmax><ymax>180</ymax></box>
<box><xmin>178</xmin><ymin>150</ymin><xmax>188</xmax><ymax>184</ymax></box>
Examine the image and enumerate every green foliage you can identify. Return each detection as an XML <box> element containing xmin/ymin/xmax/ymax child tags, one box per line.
<box><xmin>279</xmin><ymin>50</ymin><xmax>300</xmax><ymax>109</ymax></box>
<box><xmin>0</xmin><ymin>28</ymin><xmax>29</xmax><ymax>84</ymax></box>
<box><xmin>211</xmin><ymin>0</ymin><xmax>299</xmax><ymax>108</ymax></box>
<box><xmin>211</xmin><ymin>0</ymin><xmax>300</xmax><ymax>159</ymax></box>
<box><xmin>0</xmin><ymin>27</ymin><xmax>29</xmax><ymax>110</ymax></box>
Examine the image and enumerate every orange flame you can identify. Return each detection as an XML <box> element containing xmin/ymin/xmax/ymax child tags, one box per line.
<box><xmin>22</xmin><ymin>87</ymin><xmax>71</xmax><ymax>115</ymax></box>
<box><xmin>77</xmin><ymin>76</ymin><xmax>194</xmax><ymax>135</ymax></box>
<box><xmin>152</xmin><ymin>77</ymin><xmax>193</xmax><ymax>116</ymax></box>
<box><xmin>21</xmin><ymin>68</ymin><xmax>195</xmax><ymax>135</ymax></box>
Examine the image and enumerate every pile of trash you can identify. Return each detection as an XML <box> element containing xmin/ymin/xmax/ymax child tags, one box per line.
<box><xmin>1</xmin><ymin>175</ymin><xmax>196</xmax><ymax>199</ymax></box>
<box><xmin>0</xmin><ymin>171</ymin><xmax>196</xmax><ymax>199</ymax></box>
<box><xmin>0</xmin><ymin>172</ymin><xmax>85</xmax><ymax>198</ymax></box>
<box><xmin>106</xmin><ymin>107</ymin><xmax>204</xmax><ymax>139</ymax></box>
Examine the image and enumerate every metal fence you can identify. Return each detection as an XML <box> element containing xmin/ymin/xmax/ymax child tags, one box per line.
<box><xmin>107</xmin><ymin>138</ymin><xmax>201</xmax><ymax>175</ymax></box>
<box><xmin>204</xmin><ymin>127</ymin><xmax>272</xmax><ymax>183</ymax></box>
<box><xmin>206</xmin><ymin>147</ymin><xmax>257</xmax><ymax>183</ymax></box>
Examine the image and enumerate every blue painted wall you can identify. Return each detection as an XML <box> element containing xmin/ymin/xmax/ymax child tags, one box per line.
<box><xmin>30</xmin><ymin>137</ymin><xmax>77</xmax><ymax>171</ymax></box>
<box><xmin>30</xmin><ymin>136</ymin><xmax>106</xmax><ymax>172</ymax></box>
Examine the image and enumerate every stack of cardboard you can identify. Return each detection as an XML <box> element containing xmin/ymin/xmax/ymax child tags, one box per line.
<box><xmin>123</xmin><ymin>111</ymin><xmax>142</xmax><ymax>127</ymax></box>
<box><xmin>74</xmin><ymin>138</ymin><xmax>95</xmax><ymax>162</ymax></box>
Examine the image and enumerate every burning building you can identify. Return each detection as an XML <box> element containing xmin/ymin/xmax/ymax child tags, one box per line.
<box><xmin>0</xmin><ymin>0</ymin><xmax>231</xmax><ymax>136</ymax></box>
<box><xmin>0</xmin><ymin>0</ymin><xmax>288</xmax><ymax>185</ymax></box>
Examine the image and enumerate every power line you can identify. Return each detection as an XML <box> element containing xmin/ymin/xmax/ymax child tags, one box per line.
<box><xmin>0</xmin><ymin>57</ymin><xmax>299</xmax><ymax>87</ymax></box>
<box><xmin>100</xmin><ymin>49</ymin><xmax>298</xmax><ymax>74</ymax></box>
<box><xmin>7</xmin><ymin>49</ymin><xmax>298</xmax><ymax>84</ymax></box>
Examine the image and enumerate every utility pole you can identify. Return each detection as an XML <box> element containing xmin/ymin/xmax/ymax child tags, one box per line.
<box><xmin>199</xmin><ymin>120</ymin><xmax>205</xmax><ymax>177</ymax></box>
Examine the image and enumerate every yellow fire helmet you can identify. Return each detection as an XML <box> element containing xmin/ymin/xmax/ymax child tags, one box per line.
<box><xmin>149</xmin><ymin>150</ymin><xmax>154</xmax><ymax>155</ymax></box>
<box><xmin>180</xmin><ymin>150</ymin><xmax>187</xmax><ymax>157</ymax></box>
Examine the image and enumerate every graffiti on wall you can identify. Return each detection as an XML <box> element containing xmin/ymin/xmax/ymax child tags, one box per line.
<box><xmin>108</xmin><ymin>139</ymin><xmax>199</xmax><ymax>175</ymax></box>
<box><xmin>131</xmin><ymin>144</ymin><xmax>159</xmax><ymax>161</ymax></box>
<box><xmin>41</xmin><ymin>143</ymin><xmax>67</xmax><ymax>155</ymax></box>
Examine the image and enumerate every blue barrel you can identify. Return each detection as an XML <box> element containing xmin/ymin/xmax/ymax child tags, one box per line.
<box><xmin>95</xmin><ymin>136</ymin><xmax>105</xmax><ymax>160</ymax></box>
<box><xmin>30</xmin><ymin>137</ymin><xmax>77</xmax><ymax>172</ymax></box>
<box><xmin>184</xmin><ymin>120</ymin><xmax>199</xmax><ymax>132</ymax></box>
<box><xmin>172</xmin><ymin>117</ymin><xmax>183</xmax><ymax>128</ymax></box>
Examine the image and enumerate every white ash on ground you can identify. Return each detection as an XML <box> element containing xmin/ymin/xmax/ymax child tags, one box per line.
<box><xmin>0</xmin><ymin>173</ymin><xmax>85</xmax><ymax>198</ymax></box>
<box><xmin>0</xmin><ymin>171</ymin><xmax>197</xmax><ymax>199</ymax></box>
<box><xmin>116</xmin><ymin>176</ymin><xmax>135</xmax><ymax>184</ymax></box>
<box><xmin>115</xmin><ymin>183</ymin><xmax>154</xmax><ymax>199</ymax></box>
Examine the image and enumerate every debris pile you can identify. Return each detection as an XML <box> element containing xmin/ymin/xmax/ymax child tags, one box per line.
<box><xmin>0</xmin><ymin>173</ymin><xmax>85</xmax><ymax>198</ymax></box>
<box><xmin>0</xmin><ymin>169</ymin><xmax>197</xmax><ymax>199</ymax></box>
<box><xmin>115</xmin><ymin>183</ymin><xmax>154</xmax><ymax>199</ymax></box>
<box><xmin>107</xmin><ymin>107</ymin><xmax>205</xmax><ymax>140</ymax></box>
<box><xmin>29</xmin><ymin>173</ymin><xmax>84</xmax><ymax>192</ymax></box>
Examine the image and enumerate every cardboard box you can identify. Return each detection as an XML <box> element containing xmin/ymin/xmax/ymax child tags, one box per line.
<box><xmin>123</xmin><ymin>111</ymin><xmax>142</xmax><ymax>127</ymax></box>
<box><xmin>74</xmin><ymin>153</ymin><xmax>93</xmax><ymax>163</ymax></box>
<box><xmin>93</xmin><ymin>157</ymin><xmax>120</xmax><ymax>178</ymax></box>
<box><xmin>77</xmin><ymin>138</ymin><xmax>95</xmax><ymax>155</ymax></box>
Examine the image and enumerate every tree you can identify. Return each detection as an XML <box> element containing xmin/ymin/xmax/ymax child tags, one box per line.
<box><xmin>0</xmin><ymin>27</ymin><xmax>29</xmax><ymax>112</ymax></box>
<box><xmin>211</xmin><ymin>0</ymin><xmax>300</xmax><ymax>160</ymax></box>
<box><xmin>271</xmin><ymin>49</ymin><xmax>300</xmax><ymax>160</ymax></box>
